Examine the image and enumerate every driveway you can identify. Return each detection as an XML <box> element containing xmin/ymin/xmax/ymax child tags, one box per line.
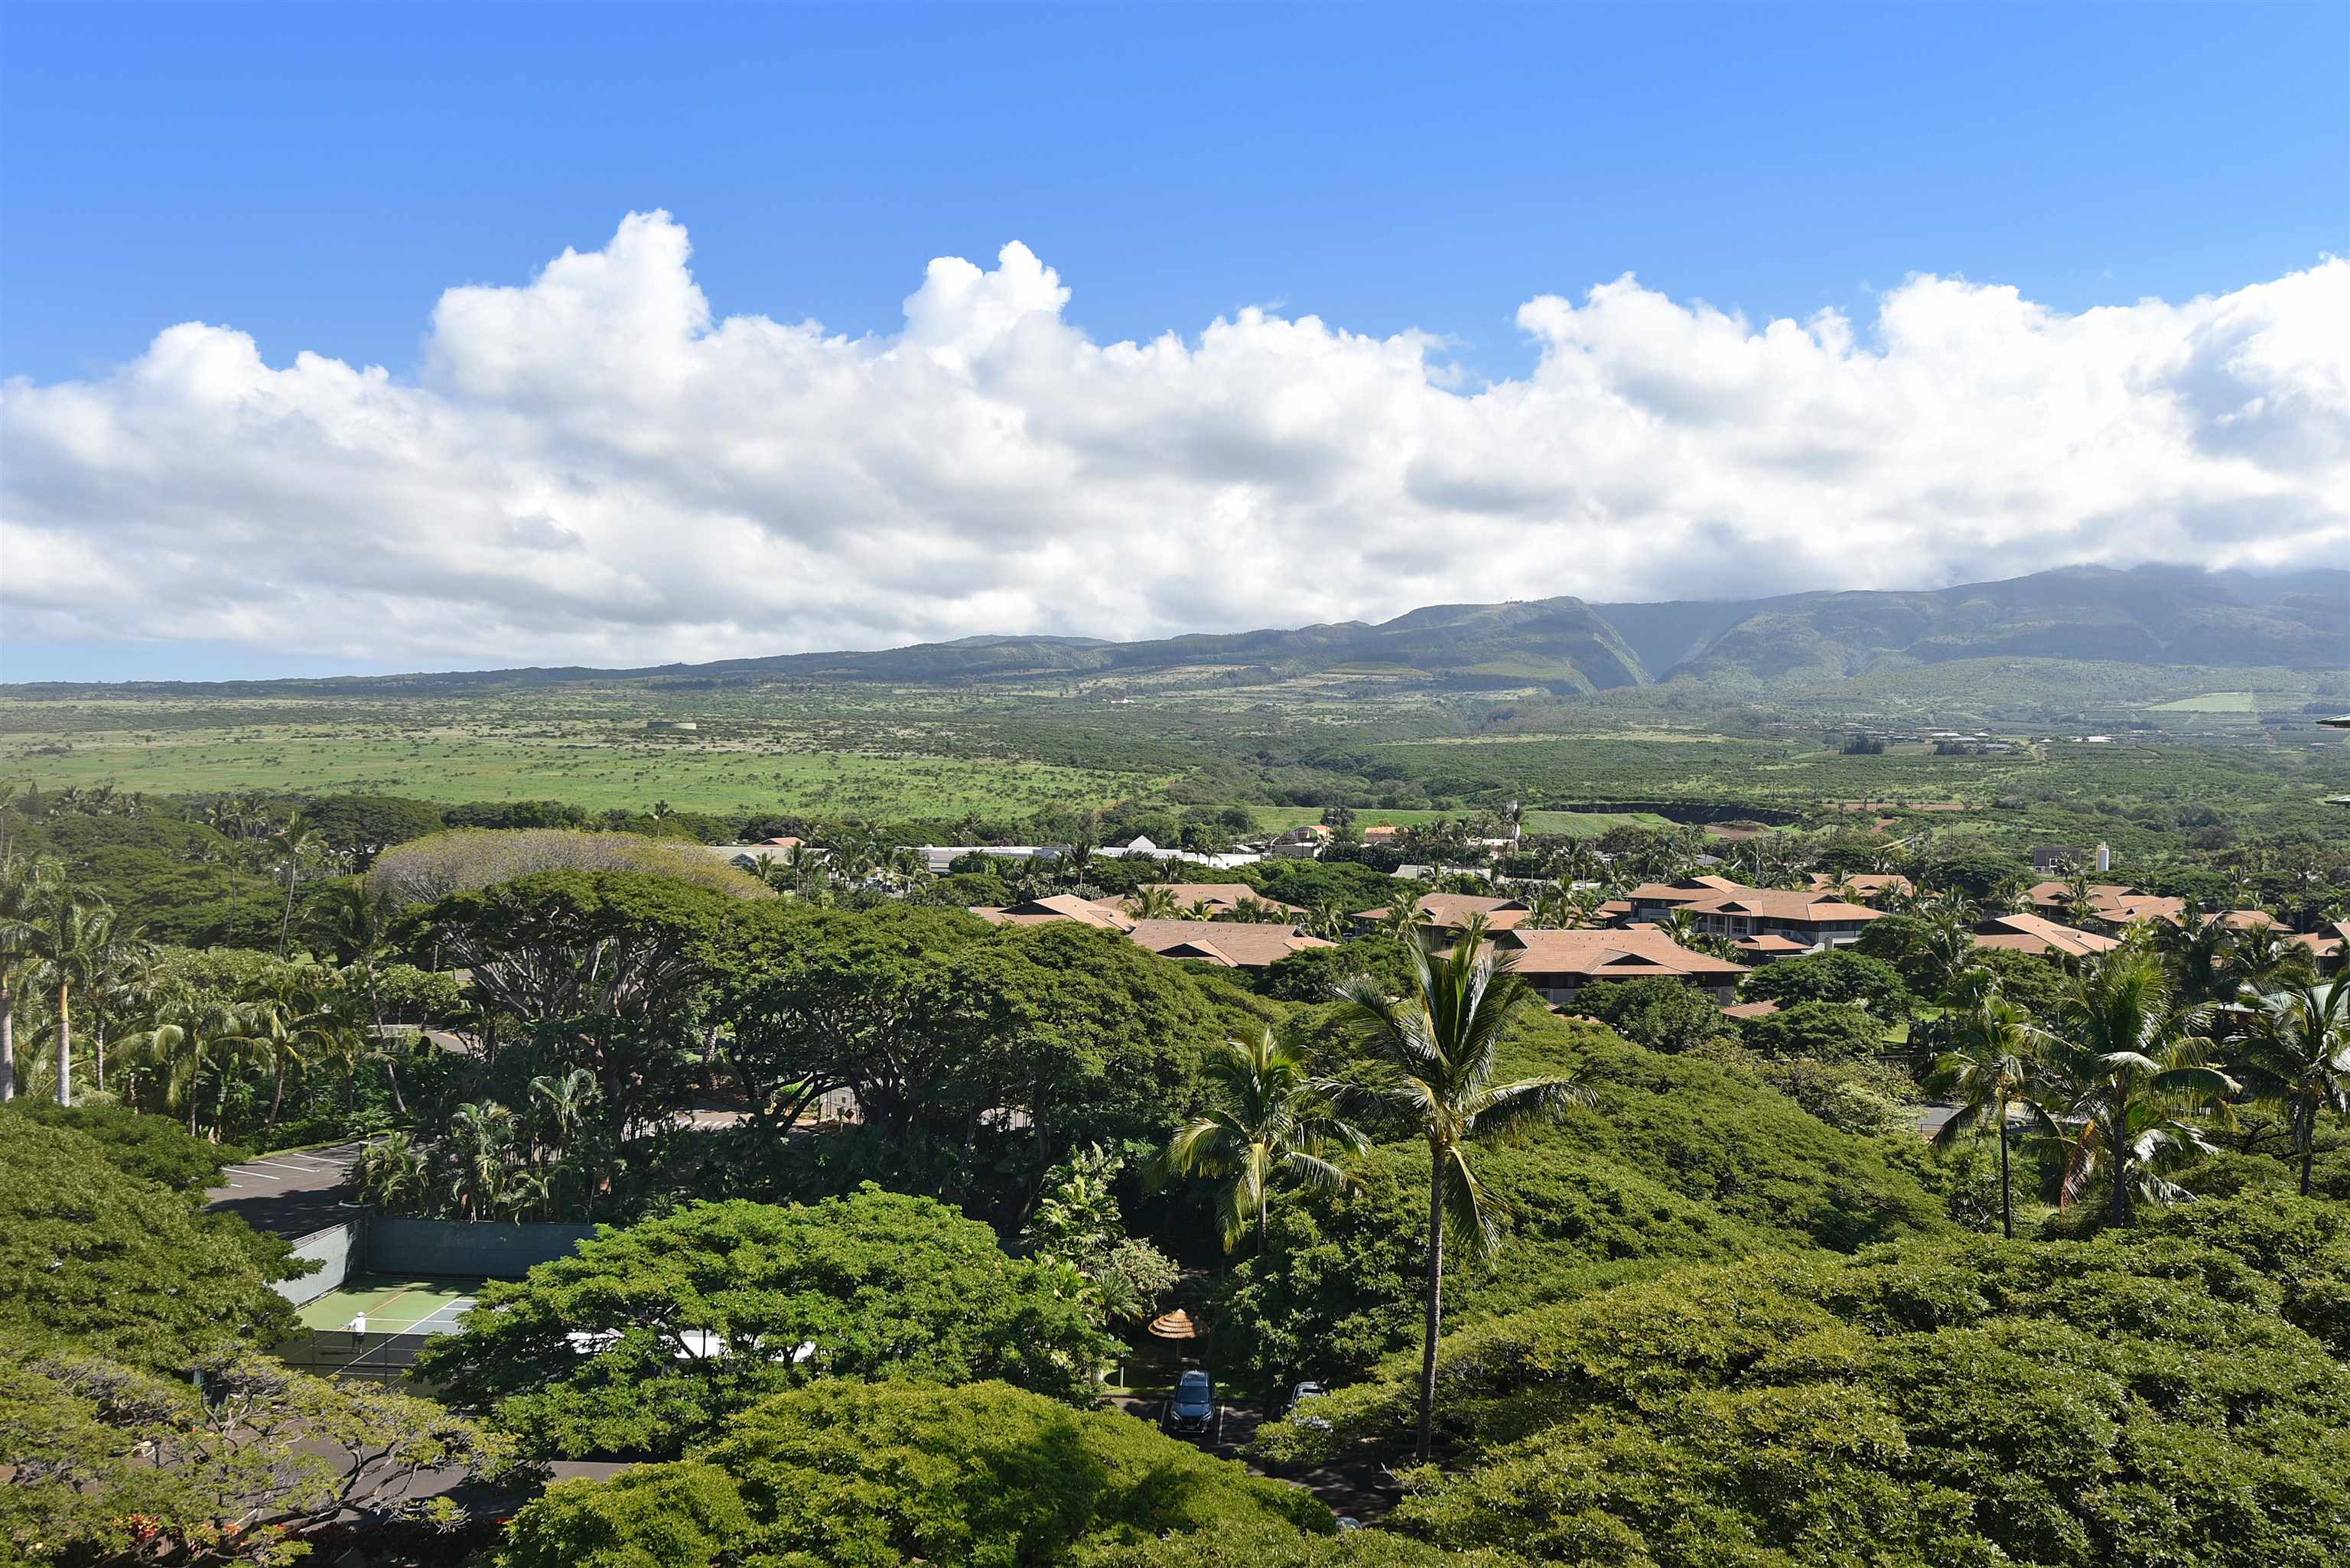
<box><xmin>205</xmin><ymin>1142</ymin><xmax>366</xmax><ymax>1238</ymax></box>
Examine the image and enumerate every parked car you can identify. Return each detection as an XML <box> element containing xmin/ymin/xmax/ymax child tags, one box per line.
<box><xmin>1289</xmin><ymin>1379</ymin><xmax>1332</xmax><ymax>1427</ymax></box>
<box><xmin>1165</xmin><ymin>1368</ymin><xmax>1217</xmax><ymax>1437</ymax></box>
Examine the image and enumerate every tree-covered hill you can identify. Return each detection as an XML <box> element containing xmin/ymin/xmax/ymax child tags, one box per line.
<box><xmin>11</xmin><ymin>563</ymin><xmax>2335</xmax><ymax>702</ymax></box>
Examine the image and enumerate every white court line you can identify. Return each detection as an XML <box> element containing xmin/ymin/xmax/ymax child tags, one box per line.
<box><xmin>246</xmin><ymin>1156</ymin><xmax>330</xmax><ymax>1173</ymax></box>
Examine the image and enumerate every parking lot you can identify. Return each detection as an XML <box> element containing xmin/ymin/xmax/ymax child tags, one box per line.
<box><xmin>203</xmin><ymin>1142</ymin><xmax>366</xmax><ymax>1238</ymax></box>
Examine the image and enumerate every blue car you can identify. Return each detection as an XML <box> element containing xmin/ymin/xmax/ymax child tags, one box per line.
<box><xmin>1165</xmin><ymin>1368</ymin><xmax>1217</xmax><ymax>1436</ymax></box>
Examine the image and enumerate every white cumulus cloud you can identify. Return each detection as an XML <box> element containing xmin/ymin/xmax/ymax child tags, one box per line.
<box><xmin>5</xmin><ymin>211</ymin><xmax>2345</xmax><ymax>671</ymax></box>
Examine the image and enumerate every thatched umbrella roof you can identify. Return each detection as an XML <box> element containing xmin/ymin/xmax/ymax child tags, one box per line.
<box><xmin>1146</xmin><ymin>1309</ymin><xmax>1203</xmax><ymax>1340</ymax></box>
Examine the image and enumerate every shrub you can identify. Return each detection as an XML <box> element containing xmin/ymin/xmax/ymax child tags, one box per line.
<box><xmin>1570</xmin><ymin>977</ymin><xmax>1735</xmax><ymax>1052</ymax></box>
<box><xmin>419</xmin><ymin>1189</ymin><xmax>1118</xmax><ymax>1458</ymax></box>
<box><xmin>369</xmin><ymin>828</ymin><xmax>768</xmax><ymax>906</ymax></box>
<box><xmin>0</xmin><ymin>1118</ymin><xmax>298</xmax><ymax>1370</ymax></box>
<box><xmin>1736</xmin><ymin>998</ymin><xmax>1893</xmax><ymax>1060</ymax></box>
<box><xmin>497</xmin><ymin>1380</ymin><xmax>1329</xmax><ymax>1568</ymax></box>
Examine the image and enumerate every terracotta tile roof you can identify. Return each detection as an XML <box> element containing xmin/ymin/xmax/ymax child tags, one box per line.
<box><xmin>1808</xmin><ymin>872</ymin><xmax>1913</xmax><ymax>896</ymax></box>
<box><xmin>2288</xmin><ymin>920</ymin><xmax>2348</xmax><ymax>960</ymax></box>
<box><xmin>1623</xmin><ymin>876</ymin><xmax>1744</xmax><ymax>904</ymax></box>
<box><xmin>1121</xmin><ymin>883</ymin><xmax>1302</xmax><ymax>916</ymax></box>
<box><xmin>1721</xmin><ymin>1000</ymin><xmax>1781</xmax><ymax>1020</ymax></box>
<box><xmin>1492</xmin><ymin>926</ymin><xmax>1748</xmax><ymax>980</ymax></box>
<box><xmin>1734</xmin><ymin>934</ymin><xmax>1811</xmax><ymax>954</ymax></box>
<box><xmin>1971</xmin><ymin>912</ymin><xmax>2121</xmax><ymax>958</ymax></box>
<box><xmin>1352</xmin><ymin>892</ymin><xmax>1532</xmax><ymax>929</ymax></box>
<box><xmin>2101</xmin><ymin>893</ymin><xmax>2186</xmax><ymax>926</ymax></box>
<box><xmin>968</xmin><ymin>894</ymin><xmax>1136</xmax><ymax>930</ymax></box>
<box><xmin>1124</xmin><ymin>920</ymin><xmax>1333</xmax><ymax>968</ymax></box>
<box><xmin>1805</xmin><ymin>872</ymin><xmax>1913</xmax><ymax>904</ymax></box>
<box><xmin>2025</xmin><ymin>880</ymin><xmax>2136</xmax><ymax>909</ymax></box>
<box><xmin>1681</xmin><ymin>889</ymin><xmax>1881</xmax><ymax>924</ymax></box>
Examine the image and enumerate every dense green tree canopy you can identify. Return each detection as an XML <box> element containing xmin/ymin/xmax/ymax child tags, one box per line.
<box><xmin>1267</xmin><ymin>1198</ymin><xmax>2350</xmax><ymax>1568</ymax></box>
<box><xmin>418</xmin><ymin>1189</ymin><xmax>1117</xmax><ymax>1458</ymax></box>
<box><xmin>1212</xmin><ymin>1017</ymin><xmax>1950</xmax><ymax>1385</ymax></box>
<box><xmin>1736</xmin><ymin>997</ymin><xmax>1892</xmax><ymax>1060</ymax></box>
<box><xmin>1</xmin><ymin>1346</ymin><xmax>511</xmax><ymax>1567</ymax></box>
<box><xmin>1737</xmin><ymin>949</ymin><xmax>1912</xmax><ymax>1012</ymax></box>
<box><xmin>1568</xmin><ymin>976</ymin><xmax>1735</xmax><ymax>1052</ymax></box>
<box><xmin>0</xmin><ymin>1118</ymin><xmax>297</xmax><ymax>1371</ymax></box>
<box><xmin>423</xmin><ymin>869</ymin><xmax>737</xmax><ymax>1134</ymax></box>
<box><xmin>0</xmin><ymin>1102</ymin><xmax>246</xmax><ymax>1192</ymax></box>
<box><xmin>500</xmin><ymin>1380</ymin><xmax>1330</xmax><ymax>1568</ymax></box>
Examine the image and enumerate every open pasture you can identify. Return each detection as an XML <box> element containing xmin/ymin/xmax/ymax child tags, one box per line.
<box><xmin>0</xmin><ymin>700</ymin><xmax>1164</xmax><ymax>816</ymax></box>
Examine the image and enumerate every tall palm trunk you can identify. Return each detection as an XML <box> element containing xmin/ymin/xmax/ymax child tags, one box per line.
<box><xmin>0</xmin><ymin>980</ymin><xmax>14</xmax><ymax>1102</ymax></box>
<box><xmin>54</xmin><ymin>982</ymin><xmax>70</xmax><ymax>1106</ymax></box>
<box><xmin>2108</xmin><ymin>1101</ymin><xmax>2132</xmax><ymax>1229</ymax></box>
<box><xmin>1417</xmin><ymin>1145</ymin><xmax>1445</xmax><ymax>1463</ymax></box>
<box><xmin>1997</xmin><ymin>1107</ymin><xmax>2013</xmax><ymax>1241</ymax></box>
<box><xmin>277</xmin><ymin>864</ymin><xmax>299</xmax><ymax>957</ymax></box>
<box><xmin>2300</xmin><ymin>1105</ymin><xmax>2317</xmax><ymax>1198</ymax></box>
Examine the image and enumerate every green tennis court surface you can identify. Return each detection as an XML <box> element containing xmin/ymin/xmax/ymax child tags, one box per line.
<box><xmin>296</xmin><ymin>1274</ymin><xmax>480</xmax><ymax>1335</ymax></box>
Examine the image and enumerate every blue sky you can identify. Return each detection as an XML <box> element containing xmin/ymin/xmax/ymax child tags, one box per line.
<box><xmin>3</xmin><ymin>2</ymin><xmax>2345</xmax><ymax>681</ymax></box>
<box><xmin>7</xmin><ymin>1</ymin><xmax>2342</xmax><ymax>387</ymax></box>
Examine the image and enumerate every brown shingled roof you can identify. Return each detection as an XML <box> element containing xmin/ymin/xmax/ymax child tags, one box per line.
<box><xmin>1681</xmin><ymin>889</ymin><xmax>1881</xmax><ymax>924</ymax></box>
<box><xmin>1121</xmin><ymin>883</ymin><xmax>1303</xmax><ymax>916</ymax></box>
<box><xmin>1493</xmin><ymin>925</ymin><xmax>1748</xmax><ymax>981</ymax></box>
<box><xmin>968</xmin><ymin>894</ymin><xmax>1136</xmax><ymax>930</ymax></box>
<box><xmin>1971</xmin><ymin>912</ymin><xmax>2121</xmax><ymax>958</ymax></box>
<box><xmin>1125</xmin><ymin>919</ymin><xmax>1333</xmax><ymax>968</ymax></box>
<box><xmin>1352</xmin><ymin>892</ymin><xmax>1533</xmax><ymax>930</ymax></box>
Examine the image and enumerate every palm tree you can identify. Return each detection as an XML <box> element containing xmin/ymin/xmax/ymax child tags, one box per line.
<box><xmin>1153</xmin><ymin>1029</ymin><xmax>1364</xmax><ymax>1257</ymax></box>
<box><xmin>0</xmin><ymin>854</ymin><xmax>57</xmax><ymax>1102</ymax></box>
<box><xmin>272</xmin><ymin>820</ymin><xmax>324</xmax><ymax>957</ymax></box>
<box><xmin>1300</xmin><ymin>901</ymin><xmax>1352</xmax><ymax>942</ymax></box>
<box><xmin>28</xmin><ymin>883</ymin><xmax>117</xmax><ymax>1105</ymax></box>
<box><xmin>240</xmin><ymin>978</ymin><xmax>318</xmax><ymax>1130</ymax></box>
<box><xmin>2237</xmin><ymin>975</ymin><xmax>2350</xmax><ymax>1196</ymax></box>
<box><xmin>1926</xmin><ymin>978</ymin><xmax>2053</xmax><ymax>1238</ymax></box>
<box><xmin>309</xmin><ymin>881</ymin><xmax>408</xmax><ymax>1112</ymax></box>
<box><xmin>2161</xmin><ymin>899</ymin><xmax>2237</xmax><ymax>1006</ymax></box>
<box><xmin>529</xmin><ymin>1067</ymin><xmax>601</xmax><ymax>1155</ymax></box>
<box><xmin>81</xmin><ymin>914</ymin><xmax>156</xmax><ymax>1094</ymax></box>
<box><xmin>1132</xmin><ymin>885</ymin><xmax>1185</xmax><ymax>921</ymax></box>
<box><xmin>445</xmin><ymin>1101</ymin><xmax>518</xmax><ymax>1221</ymax></box>
<box><xmin>351</xmin><ymin>1131</ymin><xmax>430</xmax><ymax>1212</ymax></box>
<box><xmin>2042</xmin><ymin>953</ymin><xmax>2235</xmax><ymax>1228</ymax></box>
<box><xmin>2224</xmin><ymin>922</ymin><xmax>2317</xmax><ymax>998</ymax></box>
<box><xmin>125</xmin><ymin>991</ymin><xmax>257</xmax><ymax>1137</ymax></box>
<box><xmin>1338</xmin><ymin>916</ymin><xmax>1595</xmax><ymax>1461</ymax></box>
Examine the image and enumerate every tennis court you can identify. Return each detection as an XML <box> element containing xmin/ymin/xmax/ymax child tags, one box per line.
<box><xmin>281</xmin><ymin>1274</ymin><xmax>483</xmax><ymax>1381</ymax></box>
<box><xmin>295</xmin><ymin>1274</ymin><xmax>480</xmax><ymax>1335</ymax></box>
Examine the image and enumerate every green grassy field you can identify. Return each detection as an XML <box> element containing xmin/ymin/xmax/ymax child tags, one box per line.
<box><xmin>1245</xmin><ymin>805</ymin><xmax>1672</xmax><ymax>836</ymax></box>
<box><xmin>2145</xmin><ymin>691</ymin><xmax>2259</xmax><ymax>713</ymax></box>
<box><xmin>0</xmin><ymin>702</ymin><xmax>1164</xmax><ymax>816</ymax></box>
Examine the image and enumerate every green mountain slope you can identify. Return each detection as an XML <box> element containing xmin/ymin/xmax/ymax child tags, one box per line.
<box><xmin>8</xmin><ymin>564</ymin><xmax>2338</xmax><ymax>699</ymax></box>
<box><xmin>1608</xmin><ymin>564</ymin><xmax>2346</xmax><ymax>685</ymax></box>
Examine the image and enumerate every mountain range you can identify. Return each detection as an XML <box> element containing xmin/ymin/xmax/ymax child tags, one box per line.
<box><xmin>11</xmin><ymin>565</ymin><xmax>2345</xmax><ymax>698</ymax></box>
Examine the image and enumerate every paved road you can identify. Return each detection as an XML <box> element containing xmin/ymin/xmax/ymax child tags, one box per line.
<box><xmin>205</xmin><ymin>1142</ymin><xmax>366</xmax><ymax>1238</ymax></box>
<box><xmin>1918</xmin><ymin>1103</ymin><xmax>1961</xmax><ymax>1139</ymax></box>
